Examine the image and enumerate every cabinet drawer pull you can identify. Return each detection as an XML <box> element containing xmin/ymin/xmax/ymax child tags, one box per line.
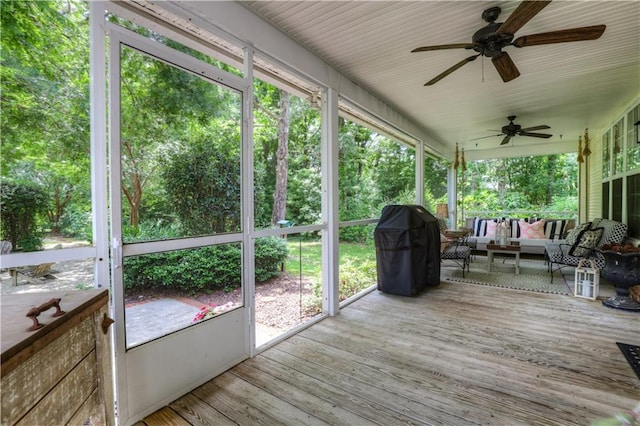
<box><xmin>101</xmin><ymin>313</ymin><xmax>114</xmax><ymax>334</ymax></box>
<box><xmin>25</xmin><ymin>298</ymin><xmax>66</xmax><ymax>331</ymax></box>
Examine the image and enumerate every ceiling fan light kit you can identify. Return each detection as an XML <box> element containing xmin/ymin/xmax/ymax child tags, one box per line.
<box><xmin>412</xmin><ymin>0</ymin><xmax>606</xmax><ymax>85</ymax></box>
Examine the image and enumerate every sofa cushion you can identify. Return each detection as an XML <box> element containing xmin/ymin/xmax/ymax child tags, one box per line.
<box><xmin>472</xmin><ymin>218</ymin><xmax>486</xmax><ymax>236</ymax></box>
<box><xmin>569</xmin><ymin>227</ymin><xmax>604</xmax><ymax>257</ymax></box>
<box><xmin>543</xmin><ymin>219</ymin><xmax>573</xmax><ymax>240</ymax></box>
<box><xmin>508</xmin><ymin>219</ymin><xmax>521</xmax><ymax>238</ymax></box>
<box><xmin>471</xmin><ymin>217</ymin><xmax>499</xmax><ymax>237</ymax></box>
<box><xmin>591</xmin><ymin>218</ymin><xmax>628</xmax><ymax>245</ymax></box>
<box><xmin>519</xmin><ymin>219</ymin><xmax>546</xmax><ymax>239</ymax></box>
<box><xmin>485</xmin><ymin>220</ymin><xmax>498</xmax><ymax>238</ymax></box>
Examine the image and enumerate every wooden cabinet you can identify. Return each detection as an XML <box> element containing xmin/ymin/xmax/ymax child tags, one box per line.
<box><xmin>1</xmin><ymin>290</ymin><xmax>114</xmax><ymax>425</ymax></box>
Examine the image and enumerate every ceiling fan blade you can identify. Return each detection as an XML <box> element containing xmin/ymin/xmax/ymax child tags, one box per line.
<box><xmin>496</xmin><ymin>0</ymin><xmax>552</xmax><ymax>36</ymax></box>
<box><xmin>500</xmin><ymin>135</ymin><xmax>512</xmax><ymax>145</ymax></box>
<box><xmin>513</xmin><ymin>25</ymin><xmax>606</xmax><ymax>47</ymax></box>
<box><xmin>521</xmin><ymin>125</ymin><xmax>551</xmax><ymax>132</ymax></box>
<box><xmin>519</xmin><ymin>132</ymin><xmax>552</xmax><ymax>138</ymax></box>
<box><xmin>469</xmin><ymin>134</ymin><xmax>503</xmax><ymax>141</ymax></box>
<box><xmin>425</xmin><ymin>54</ymin><xmax>479</xmax><ymax>86</ymax></box>
<box><xmin>492</xmin><ymin>52</ymin><xmax>520</xmax><ymax>83</ymax></box>
<box><xmin>412</xmin><ymin>43</ymin><xmax>474</xmax><ymax>52</ymax></box>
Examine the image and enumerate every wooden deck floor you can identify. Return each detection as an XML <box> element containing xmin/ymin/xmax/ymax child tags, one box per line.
<box><xmin>140</xmin><ymin>281</ymin><xmax>640</xmax><ymax>425</ymax></box>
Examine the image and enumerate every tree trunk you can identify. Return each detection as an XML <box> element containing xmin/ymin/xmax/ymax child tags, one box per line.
<box><xmin>546</xmin><ymin>155</ymin><xmax>556</xmax><ymax>205</ymax></box>
<box><xmin>121</xmin><ymin>139</ymin><xmax>146</xmax><ymax>229</ymax></box>
<box><xmin>122</xmin><ymin>172</ymin><xmax>143</xmax><ymax>228</ymax></box>
<box><xmin>272</xmin><ymin>90</ymin><xmax>290</xmax><ymax>225</ymax></box>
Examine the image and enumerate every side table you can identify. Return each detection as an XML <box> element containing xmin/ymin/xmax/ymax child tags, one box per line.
<box><xmin>487</xmin><ymin>241</ymin><xmax>521</xmax><ymax>275</ymax></box>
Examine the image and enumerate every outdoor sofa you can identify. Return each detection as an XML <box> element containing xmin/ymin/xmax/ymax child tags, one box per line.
<box><xmin>464</xmin><ymin>217</ymin><xmax>575</xmax><ymax>255</ymax></box>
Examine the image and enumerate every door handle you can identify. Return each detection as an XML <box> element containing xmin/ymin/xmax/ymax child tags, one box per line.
<box><xmin>112</xmin><ymin>237</ymin><xmax>122</xmax><ymax>269</ymax></box>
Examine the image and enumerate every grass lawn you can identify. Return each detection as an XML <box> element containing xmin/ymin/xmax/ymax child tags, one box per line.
<box><xmin>284</xmin><ymin>239</ymin><xmax>376</xmax><ymax>279</ymax></box>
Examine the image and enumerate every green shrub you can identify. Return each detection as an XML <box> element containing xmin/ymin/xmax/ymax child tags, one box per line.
<box><xmin>308</xmin><ymin>258</ymin><xmax>377</xmax><ymax>309</ymax></box>
<box><xmin>123</xmin><ymin>220</ymin><xmax>182</xmax><ymax>242</ymax></box>
<box><xmin>124</xmin><ymin>244</ymin><xmax>242</xmax><ymax>294</ymax></box>
<box><xmin>123</xmin><ymin>235</ymin><xmax>287</xmax><ymax>294</ymax></box>
<box><xmin>59</xmin><ymin>209</ymin><xmax>92</xmax><ymax>241</ymax></box>
<box><xmin>338</xmin><ymin>259</ymin><xmax>377</xmax><ymax>301</ymax></box>
<box><xmin>255</xmin><ymin>237</ymin><xmax>288</xmax><ymax>282</ymax></box>
<box><xmin>162</xmin><ymin>146</ymin><xmax>240</xmax><ymax>234</ymax></box>
<box><xmin>0</xmin><ymin>180</ymin><xmax>47</xmax><ymax>251</ymax></box>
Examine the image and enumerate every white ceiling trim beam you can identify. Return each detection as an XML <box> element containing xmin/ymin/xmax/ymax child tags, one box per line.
<box><xmin>169</xmin><ymin>1</ymin><xmax>451</xmax><ymax>158</ymax></box>
<box><xmin>464</xmin><ymin>140</ymin><xmax>578</xmax><ymax>161</ymax></box>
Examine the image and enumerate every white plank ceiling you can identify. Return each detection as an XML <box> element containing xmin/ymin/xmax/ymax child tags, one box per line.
<box><xmin>240</xmin><ymin>1</ymin><xmax>640</xmax><ymax>159</ymax></box>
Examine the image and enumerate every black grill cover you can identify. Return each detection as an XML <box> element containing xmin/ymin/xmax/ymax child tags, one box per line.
<box><xmin>374</xmin><ymin>205</ymin><xmax>441</xmax><ymax>296</ymax></box>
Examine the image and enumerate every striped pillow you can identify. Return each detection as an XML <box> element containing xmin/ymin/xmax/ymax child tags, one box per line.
<box><xmin>544</xmin><ymin>220</ymin><xmax>568</xmax><ymax>240</ymax></box>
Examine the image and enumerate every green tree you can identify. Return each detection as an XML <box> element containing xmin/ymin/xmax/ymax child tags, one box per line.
<box><xmin>460</xmin><ymin>154</ymin><xmax>578</xmax><ymax>216</ymax></box>
<box><xmin>1</xmin><ymin>0</ymin><xmax>91</xmax><ymax>237</ymax></box>
<box><xmin>0</xmin><ymin>180</ymin><xmax>48</xmax><ymax>251</ymax></box>
<box><xmin>162</xmin><ymin>144</ymin><xmax>240</xmax><ymax>234</ymax></box>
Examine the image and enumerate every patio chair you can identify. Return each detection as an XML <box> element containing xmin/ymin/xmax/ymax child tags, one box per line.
<box><xmin>440</xmin><ymin>232</ymin><xmax>472</xmax><ymax>277</ymax></box>
<box><xmin>545</xmin><ymin>218</ymin><xmax>628</xmax><ymax>282</ymax></box>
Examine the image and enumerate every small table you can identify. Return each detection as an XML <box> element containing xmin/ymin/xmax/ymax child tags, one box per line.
<box><xmin>444</xmin><ymin>229</ymin><xmax>471</xmax><ymax>240</ymax></box>
<box><xmin>487</xmin><ymin>241</ymin><xmax>521</xmax><ymax>275</ymax></box>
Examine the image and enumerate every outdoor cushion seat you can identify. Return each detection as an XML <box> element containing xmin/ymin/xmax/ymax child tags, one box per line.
<box><xmin>464</xmin><ymin>217</ymin><xmax>575</xmax><ymax>255</ymax></box>
<box><xmin>545</xmin><ymin>218</ymin><xmax>628</xmax><ymax>282</ymax></box>
<box><xmin>441</xmin><ymin>245</ymin><xmax>471</xmax><ymax>277</ymax></box>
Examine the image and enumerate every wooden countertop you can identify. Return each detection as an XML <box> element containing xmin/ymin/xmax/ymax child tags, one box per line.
<box><xmin>1</xmin><ymin>289</ymin><xmax>109</xmax><ymax>371</ymax></box>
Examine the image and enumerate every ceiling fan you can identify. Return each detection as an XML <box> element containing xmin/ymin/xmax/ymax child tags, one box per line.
<box><xmin>472</xmin><ymin>116</ymin><xmax>552</xmax><ymax>146</ymax></box>
<box><xmin>411</xmin><ymin>0</ymin><xmax>606</xmax><ymax>86</ymax></box>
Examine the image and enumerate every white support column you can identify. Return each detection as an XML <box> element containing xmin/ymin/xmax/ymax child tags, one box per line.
<box><xmin>89</xmin><ymin>7</ymin><xmax>113</xmax><ymax>425</ymax></box>
<box><xmin>242</xmin><ymin>47</ymin><xmax>256</xmax><ymax>356</ymax></box>
<box><xmin>415</xmin><ymin>141</ymin><xmax>425</xmax><ymax>206</ymax></box>
<box><xmin>321</xmin><ymin>87</ymin><xmax>339</xmax><ymax>316</ymax></box>
<box><xmin>448</xmin><ymin>166</ymin><xmax>457</xmax><ymax>228</ymax></box>
<box><xmin>90</xmin><ymin>2</ymin><xmax>109</xmax><ymax>290</ymax></box>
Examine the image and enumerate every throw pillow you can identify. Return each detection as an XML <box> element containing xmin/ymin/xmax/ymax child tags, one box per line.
<box><xmin>472</xmin><ymin>218</ymin><xmax>491</xmax><ymax>236</ymax></box>
<box><xmin>569</xmin><ymin>227</ymin><xmax>604</xmax><ymax>257</ymax></box>
<box><xmin>519</xmin><ymin>219</ymin><xmax>546</xmax><ymax>239</ymax></box>
<box><xmin>440</xmin><ymin>233</ymin><xmax>451</xmax><ymax>254</ymax></box>
<box><xmin>509</xmin><ymin>219</ymin><xmax>521</xmax><ymax>238</ymax></box>
<box><xmin>565</xmin><ymin>222</ymin><xmax>591</xmax><ymax>246</ymax></box>
<box><xmin>485</xmin><ymin>220</ymin><xmax>498</xmax><ymax>238</ymax></box>
<box><xmin>544</xmin><ymin>219</ymin><xmax>567</xmax><ymax>240</ymax></box>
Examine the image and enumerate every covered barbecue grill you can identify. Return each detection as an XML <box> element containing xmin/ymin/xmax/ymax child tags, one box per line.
<box><xmin>374</xmin><ymin>205</ymin><xmax>441</xmax><ymax>296</ymax></box>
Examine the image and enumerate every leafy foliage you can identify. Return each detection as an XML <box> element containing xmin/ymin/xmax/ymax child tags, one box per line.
<box><xmin>1</xmin><ymin>0</ymin><xmax>91</xmax><ymax>238</ymax></box>
<box><xmin>338</xmin><ymin>258</ymin><xmax>377</xmax><ymax>300</ymax></box>
<box><xmin>124</xmin><ymin>236</ymin><xmax>287</xmax><ymax>293</ymax></box>
<box><xmin>460</xmin><ymin>154</ymin><xmax>578</xmax><ymax>219</ymax></box>
<box><xmin>0</xmin><ymin>180</ymin><xmax>48</xmax><ymax>251</ymax></box>
<box><xmin>161</xmin><ymin>144</ymin><xmax>241</xmax><ymax>234</ymax></box>
<box><xmin>255</xmin><ymin>237</ymin><xmax>289</xmax><ymax>282</ymax></box>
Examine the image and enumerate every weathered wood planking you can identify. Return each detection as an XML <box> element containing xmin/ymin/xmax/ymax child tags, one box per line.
<box><xmin>1</xmin><ymin>290</ymin><xmax>109</xmax><ymax>376</ymax></box>
<box><xmin>67</xmin><ymin>387</ymin><xmax>104</xmax><ymax>426</ymax></box>
<box><xmin>1</xmin><ymin>289</ymin><xmax>112</xmax><ymax>426</ymax></box>
<box><xmin>143</xmin><ymin>407</ymin><xmax>191</xmax><ymax>425</ymax></box>
<box><xmin>1</xmin><ymin>317</ymin><xmax>94</xmax><ymax>424</ymax></box>
<box><xmin>170</xmin><ymin>392</ymin><xmax>238</xmax><ymax>426</ymax></box>
<box><xmin>17</xmin><ymin>350</ymin><xmax>97</xmax><ymax>425</ymax></box>
<box><xmin>95</xmin><ymin>302</ymin><xmax>115</xmax><ymax>426</ymax></box>
<box><xmin>146</xmin><ymin>282</ymin><xmax>640</xmax><ymax>425</ymax></box>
